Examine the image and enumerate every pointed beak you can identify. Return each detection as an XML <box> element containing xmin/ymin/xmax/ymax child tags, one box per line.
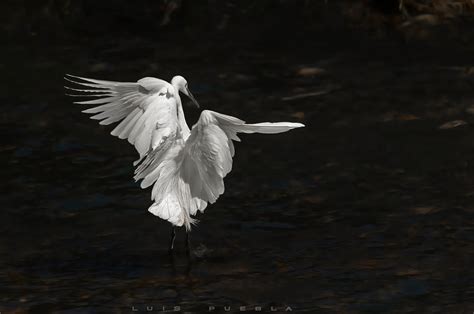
<box><xmin>186</xmin><ymin>87</ymin><xmax>200</xmax><ymax>108</ymax></box>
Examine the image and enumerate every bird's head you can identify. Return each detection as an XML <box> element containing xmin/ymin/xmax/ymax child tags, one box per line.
<box><xmin>171</xmin><ymin>75</ymin><xmax>199</xmax><ymax>108</ymax></box>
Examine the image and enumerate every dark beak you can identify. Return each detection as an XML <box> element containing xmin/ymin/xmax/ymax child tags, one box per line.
<box><xmin>186</xmin><ymin>87</ymin><xmax>200</xmax><ymax>108</ymax></box>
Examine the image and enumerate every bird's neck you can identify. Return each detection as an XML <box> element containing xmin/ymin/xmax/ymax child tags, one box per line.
<box><xmin>173</xmin><ymin>85</ymin><xmax>191</xmax><ymax>139</ymax></box>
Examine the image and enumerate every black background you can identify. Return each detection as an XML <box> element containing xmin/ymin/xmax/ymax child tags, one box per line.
<box><xmin>1</xmin><ymin>1</ymin><xmax>474</xmax><ymax>312</ymax></box>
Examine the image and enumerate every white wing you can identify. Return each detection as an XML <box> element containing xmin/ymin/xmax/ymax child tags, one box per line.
<box><xmin>133</xmin><ymin>109</ymin><xmax>304</xmax><ymax>230</ymax></box>
<box><xmin>183</xmin><ymin>110</ymin><xmax>305</xmax><ymax>211</ymax></box>
<box><xmin>65</xmin><ymin>74</ymin><xmax>178</xmax><ymax>164</ymax></box>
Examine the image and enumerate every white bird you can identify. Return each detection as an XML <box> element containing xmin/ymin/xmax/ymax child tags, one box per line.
<box><xmin>65</xmin><ymin>74</ymin><xmax>304</xmax><ymax>252</ymax></box>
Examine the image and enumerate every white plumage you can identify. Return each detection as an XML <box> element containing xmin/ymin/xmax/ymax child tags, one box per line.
<box><xmin>65</xmin><ymin>74</ymin><xmax>304</xmax><ymax>231</ymax></box>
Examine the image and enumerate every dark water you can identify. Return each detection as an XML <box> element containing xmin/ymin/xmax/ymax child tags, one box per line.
<box><xmin>2</xmin><ymin>24</ymin><xmax>474</xmax><ymax>313</ymax></box>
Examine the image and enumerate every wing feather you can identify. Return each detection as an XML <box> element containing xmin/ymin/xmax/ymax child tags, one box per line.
<box><xmin>65</xmin><ymin>74</ymin><xmax>178</xmax><ymax>162</ymax></box>
<box><xmin>68</xmin><ymin>74</ymin><xmax>305</xmax><ymax>230</ymax></box>
<box><xmin>132</xmin><ymin>109</ymin><xmax>304</xmax><ymax>230</ymax></box>
<box><xmin>181</xmin><ymin>110</ymin><xmax>304</xmax><ymax>213</ymax></box>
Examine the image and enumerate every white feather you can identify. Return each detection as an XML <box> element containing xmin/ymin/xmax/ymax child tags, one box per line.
<box><xmin>133</xmin><ymin>109</ymin><xmax>304</xmax><ymax>230</ymax></box>
<box><xmin>66</xmin><ymin>74</ymin><xmax>304</xmax><ymax>231</ymax></box>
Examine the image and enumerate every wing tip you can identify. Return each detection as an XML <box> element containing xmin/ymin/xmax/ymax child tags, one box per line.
<box><xmin>64</xmin><ymin>74</ymin><xmax>81</xmax><ymax>82</ymax></box>
<box><xmin>64</xmin><ymin>74</ymin><xmax>91</xmax><ymax>87</ymax></box>
<box><xmin>63</xmin><ymin>74</ymin><xmax>111</xmax><ymax>90</ymax></box>
<box><xmin>64</xmin><ymin>73</ymin><xmax>82</xmax><ymax>80</ymax></box>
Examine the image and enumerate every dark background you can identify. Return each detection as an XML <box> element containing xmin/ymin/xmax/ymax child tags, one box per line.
<box><xmin>1</xmin><ymin>0</ymin><xmax>474</xmax><ymax>312</ymax></box>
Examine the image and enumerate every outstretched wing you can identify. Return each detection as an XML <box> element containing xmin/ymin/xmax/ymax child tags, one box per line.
<box><xmin>133</xmin><ymin>109</ymin><xmax>304</xmax><ymax>228</ymax></box>
<box><xmin>65</xmin><ymin>74</ymin><xmax>178</xmax><ymax>163</ymax></box>
<box><xmin>182</xmin><ymin>110</ymin><xmax>304</xmax><ymax>214</ymax></box>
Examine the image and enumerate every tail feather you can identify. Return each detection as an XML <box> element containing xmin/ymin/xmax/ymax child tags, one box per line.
<box><xmin>148</xmin><ymin>194</ymin><xmax>198</xmax><ymax>231</ymax></box>
<box><xmin>184</xmin><ymin>215</ymin><xmax>199</xmax><ymax>232</ymax></box>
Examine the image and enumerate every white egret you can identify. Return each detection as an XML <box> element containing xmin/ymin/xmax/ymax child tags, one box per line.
<box><xmin>65</xmin><ymin>74</ymin><xmax>304</xmax><ymax>252</ymax></box>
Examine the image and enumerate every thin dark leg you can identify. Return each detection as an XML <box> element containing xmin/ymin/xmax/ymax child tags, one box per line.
<box><xmin>168</xmin><ymin>227</ymin><xmax>176</xmax><ymax>253</ymax></box>
<box><xmin>185</xmin><ymin>232</ymin><xmax>191</xmax><ymax>256</ymax></box>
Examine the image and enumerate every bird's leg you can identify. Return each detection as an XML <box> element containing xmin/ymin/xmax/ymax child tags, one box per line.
<box><xmin>185</xmin><ymin>232</ymin><xmax>191</xmax><ymax>256</ymax></box>
<box><xmin>168</xmin><ymin>227</ymin><xmax>176</xmax><ymax>253</ymax></box>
